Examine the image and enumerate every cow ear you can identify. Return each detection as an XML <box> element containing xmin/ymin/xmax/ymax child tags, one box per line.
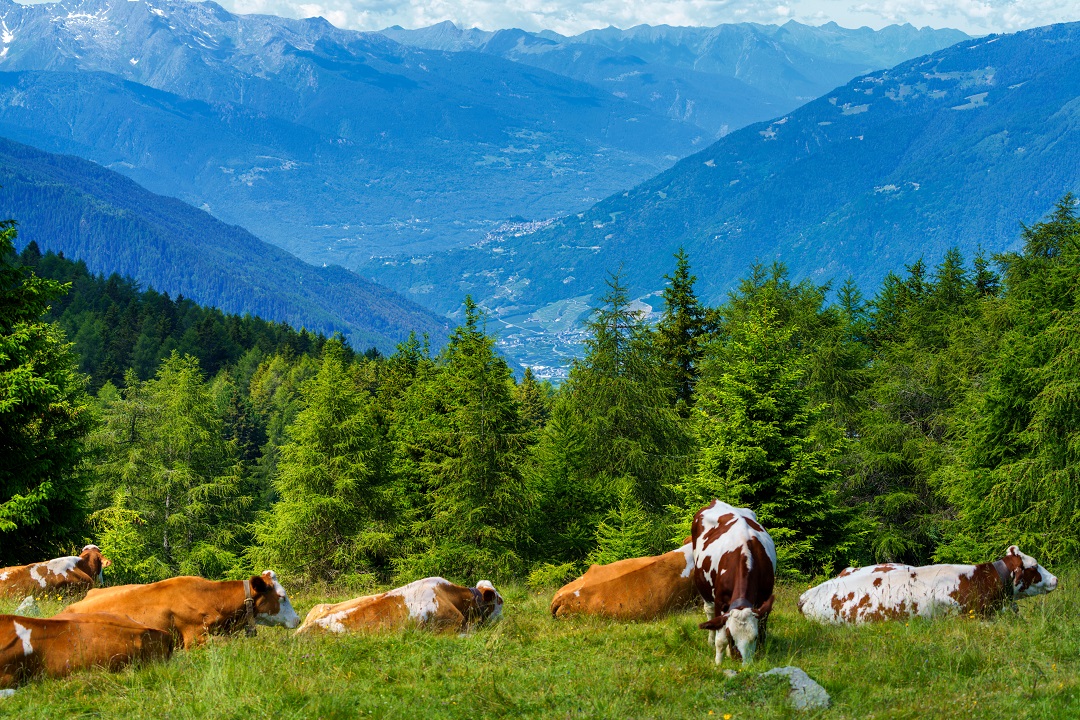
<box><xmin>250</xmin><ymin>575</ymin><xmax>270</xmax><ymax>594</ymax></box>
<box><xmin>1006</xmin><ymin>545</ymin><xmax>1021</xmax><ymax>556</ymax></box>
<box><xmin>753</xmin><ymin>595</ymin><xmax>775</xmax><ymax>618</ymax></box>
<box><xmin>699</xmin><ymin>614</ymin><xmax>728</xmax><ymax>631</ymax></box>
<box><xmin>480</xmin><ymin>588</ymin><xmax>496</xmax><ymax>604</ymax></box>
<box><xmin>101</xmin><ymin>558</ymin><xmax>113</xmax><ymax>568</ymax></box>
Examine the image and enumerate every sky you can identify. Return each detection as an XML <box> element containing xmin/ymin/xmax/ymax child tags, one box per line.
<box><xmin>214</xmin><ymin>0</ymin><xmax>1079</xmax><ymax>36</ymax></box>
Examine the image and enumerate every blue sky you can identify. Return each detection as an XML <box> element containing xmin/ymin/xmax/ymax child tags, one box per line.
<box><xmin>217</xmin><ymin>0</ymin><xmax>1078</xmax><ymax>35</ymax></box>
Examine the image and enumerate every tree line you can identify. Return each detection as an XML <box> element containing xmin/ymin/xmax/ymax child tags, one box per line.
<box><xmin>2</xmin><ymin>197</ymin><xmax>1078</xmax><ymax>586</ymax></box>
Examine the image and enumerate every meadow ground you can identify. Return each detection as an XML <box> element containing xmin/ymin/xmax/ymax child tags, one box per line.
<box><xmin>1</xmin><ymin>568</ymin><xmax>1077</xmax><ymax>719</ymax></box>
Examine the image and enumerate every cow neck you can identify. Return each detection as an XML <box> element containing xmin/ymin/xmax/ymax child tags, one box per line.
<box><xmin>241</xmin><ymin>579</ymin><xmax>257</xmax><ymax>637</ymax></box>
<box><xmin>992</xmin><ymin>560</ymin><xmax>1015</xmax><ymax>600</ymax></box>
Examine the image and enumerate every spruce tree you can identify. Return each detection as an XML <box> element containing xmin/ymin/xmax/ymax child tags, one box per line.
<box><xmin>674</xmin><ymin>267</ymin><xmax>856</xmax><ymax>574</ymax></box>
<box><xmin>0</xmin><ymin>220</ymin><xmax>93</xmax><ymax>563</ymax></box>
<box><xmin>656</xmin><ymin>248</ymin><xmax>708</xmax><ymax>412</ymax></box>
<box><xmin>251</xmin><ymin>339</ymin><xmax>392</xmax><ymax>585</ymax></box>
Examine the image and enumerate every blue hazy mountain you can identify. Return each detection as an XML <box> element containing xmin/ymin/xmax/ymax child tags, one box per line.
<box><xmin>0</xmin><ymin>0</ymin><xmax>704</xmax><ymax>267</ymax></box>
<box><xmin>364</xmin><ymin>23</ymin><xmax>1080</xmax><ymax>369</ymax></box>
<box><xmin>0</xmin><ymin>136</ymin><xmax>448</xmax><ymax>351</ymax></box>
<box><xmin>381</xmin><ymin>21</ymin><xmax>969</xmax><ymax>137</ymax></box>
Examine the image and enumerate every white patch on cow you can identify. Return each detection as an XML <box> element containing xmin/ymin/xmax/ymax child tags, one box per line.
<box><xmin>29</xmin><ymin>565</ymin><xmax>48</xmax><ymax>588</ymax></box>
<box><xmin>724</xmin><ymin>608</ymin><xmax>760</xmax><ymax>662</ymax></box>
<box><xmin>256</xmin><ymin>570</ymin><xmax>301</xmax><ymax>629</ymax></box>
<box><xmin>678</xmin><ymin>543</ymin><xmax>694</xmax><ymax>578</ymax></box>
<box><xmin>387</xmin><ymin>578</ymin><xmax>442</xmax><ymax>622</ymax></box>
<box><xmin>573</xmin><ymin>590</ymin><xmax>581</xmax><ymax>597</ymax></box>
<box><xmin>44</xmin><ymin>556</ymin><xmax>80</xmax><ymax>580</ymax></box>
<box><xmin>315</xmin><ymin>608</ymin><xmax>353</xmax><ymax>634</ymax></box>
<box><xmin>13</xmin><ymin>622</ymin><xmax>33</xmax><ymax>655</ymax></box>
<box><xmin>0</xmin><ymin>571</ymin><xmax>9</xmax><ymax>582</ymax></box>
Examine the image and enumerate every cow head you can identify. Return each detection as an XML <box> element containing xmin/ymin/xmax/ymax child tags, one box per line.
<box><xmin>473</xmin><ymin>580</ymin><xmax>504</xmax><ymax>623</ymax></box>
<box><xmin>251</xmin><ymin>570</ymin><xmax>301</xmax><ymax>629</ymax></box>
<box><xmin>79</xmin><ymin>545</ymin><xmax>112</xmax><ymax>584</ymax></box>
<box><xmin>1001</xmin><ymin>546</ymin><xmax>1058</xmax><ymax>598</ymax></box>
<box><xmin>699</xmin><ymin>596</ymin><xmax>773</xmax><ymax>663</ymax></box>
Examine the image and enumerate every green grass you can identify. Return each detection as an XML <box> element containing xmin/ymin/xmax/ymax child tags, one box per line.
<box><xmin>2</xmin><ymin>568</ymin><xmax>1078</xmax><ymax>719</ymax></box>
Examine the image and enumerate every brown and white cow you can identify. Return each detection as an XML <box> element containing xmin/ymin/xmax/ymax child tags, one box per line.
<box><xmin>59</xmin><ymin>571</ymin><xmax>300</xmax><ymax>648</ymax></box>
<box><xmin>297</xmin><ymin>577</ymin><xmax>503</xmax><ymax>635</ymax></box>
<box><xmin>798</xmin><ymin>545</ymin><xmax>1058</xmax><ymax>624</ymax></box>
<box><xmin>549</xmin><ymin>544</ymin><xmax>697</xmax><ymax>620</ymax></box>
<box><xmin>0</xmin><ymin>545</ymin><xmax>111</xmax><ymax>598</ymax></box>
<box><xmin>692</xmin><ymin>500</ymin><xmax>777</xmax><ymax>664</ymax></box>
<box><xmin>1</xmin><ymin>612</ymin><xmax>172</xmax><ymax>689</ymax></box>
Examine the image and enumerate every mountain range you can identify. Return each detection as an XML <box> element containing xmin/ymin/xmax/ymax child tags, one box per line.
<box><xmin>0</xmin><ymin>136</ymin><xmax>448</xmax><ymax>351</ymax></box>
<box><xmin>365</xmin><ymin>22</ymin><xmax>1080</xmax><ymax>372</ymax></box>
<box><xmin>0</xmin><ymin>0</ymin><xmax>965</xmax><ymax>272</ymax></box>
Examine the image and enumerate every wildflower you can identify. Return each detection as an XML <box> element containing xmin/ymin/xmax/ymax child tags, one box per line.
<box><xmin>708</xmin><ymin>712</ymin><xmax>714</xmax><ymax>716</ymax></box>
<box><xmin>724</xmin><ymin>715</ymin><xmax>733</xmax><ymax>720</ymax></box>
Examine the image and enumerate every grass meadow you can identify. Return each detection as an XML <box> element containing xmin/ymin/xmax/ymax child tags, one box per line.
<box><xmin>1</xmin><ymin>567</ymin><xmax>1078</xmax><ymax>719</ymax></box>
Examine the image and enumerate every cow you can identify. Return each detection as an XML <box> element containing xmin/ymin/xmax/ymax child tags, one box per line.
<box><xmin>58</xmin><ymin>571</ymin><xmax>300</xmax><ymax>648</ymax></box>
<box><xmin>797</xmin><ymin>545</ymin><xmax>1058</xmax><ymax>624</ymax></box>
<box><xmin>0</xmin><ymin>545</ymin><xmax>111</xmax><ymax>598</ymax></box>
<box><xmin>1</xmin><ymin>613</ymin><xmax>172</xmax><ymax>689</ymax></box>
<box><xmin>549</xmin><ymin>544</ymin><xmax>697</xmax><ymax>620</ymax></box>
<box><xmin>691</xmin><ymin>500</ymin><xmax>777</xmax><ymax>664</ymax></box>
<box><xmin>297</xmin><ymin>577</ymin><xmax>503</xmax><ymax>635</ymax></box>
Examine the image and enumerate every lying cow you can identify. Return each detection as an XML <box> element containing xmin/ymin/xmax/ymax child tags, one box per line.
<box><xmin>692</xmin><ymin>500</ymin><xmax>777</xmax><ymax>664</ymax></box>
<box><xmin>59</xmin><ymin>571</ymin><xmax>299</xmax><ymax>648</ymax></box>
<box><xmin>550</xmin><ymin>544</ymin><xmax>696</xmax><ymax>620</ymax></box>
<box><xmin>298</xmin><ymin>577</ymin><xmax>503</xmax><ymax>635</ymax></box>
<box><xmin>798</xmin><ymin>545</ymin><xmax>1058</xmax><ymax>624</ymax></box>
<box><xmin>1</xmin><ymin>612</ymin><xmax>172</xmax><ymax>688</ymax></box>
<box><xmin>0</xmin><ymin>545</ymin><xmax>111</xmax><ymax>598</ymax></box>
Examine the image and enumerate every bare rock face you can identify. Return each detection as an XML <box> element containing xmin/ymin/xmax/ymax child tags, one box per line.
<box><xmin>15</xmin><ymin>596</ymin><xmax>41</xmax><ymax>617</ymax></box>
<box><xmin>762</xmin><ymin>666</ymin><xmax>830</xmax><ymax>711</ymax></box>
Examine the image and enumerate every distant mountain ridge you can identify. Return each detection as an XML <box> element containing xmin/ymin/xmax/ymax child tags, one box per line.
<box><xmin>0</xmin><ymin>136</ymin><xmax>449</xmax><ymax>352</ymax></box>
<box><xmin>365</xmin><ymin>22</ymin><xmax>1080</xmax><ymax>370</ymax></box>
<box><xmin>0</xmin><ymin>0</ymin><xmax>705</xmax><ymax>266</ymax></box>
<box><xmin>381</xmin><ymin>20</ymin><xmax>970</xmax><ymax>136</ymax></box>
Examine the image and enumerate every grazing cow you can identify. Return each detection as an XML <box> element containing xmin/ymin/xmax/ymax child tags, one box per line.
<box><xmin>0</xmin><ymin>545</ymin><xmax>111</xmax><ymax>598</ymax></box>
<box><xmin>549</xmin><ymin>544</ymin><xmax>697</xmax><ymax>620</ymax></box>
<box><xmin>59</xmin><ymin>571</ymin><xmax>300</xmax><ymax>648</ymax></box>
<box><xmin>297</xmin><ymin>577</ymin><xmax>503</xmax><ymax>635</ymax></box>
<box><xmin>1</xmin><ymin>613</ymin><xmax>172</xmax><ymax>688</ymax></box>
<box><xmin>691</xmin><ymin>500</ymin><xmax>777</xmax><ymax>664</ymax></box>
<box><xmin>798</xmin><ymin>545</ymin><xmax>1058</xmax><ymax>624</ymax></box>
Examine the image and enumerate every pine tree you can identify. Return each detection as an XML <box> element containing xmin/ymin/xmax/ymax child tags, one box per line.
<box><xmin>0</xmin><ymin>220</ymin><xmax>93</xmax><ymax>563</ymax></box>
<box><xmin>656</xmin><ymin>248</ymin><xmax>707</xmax><ymax>412</ymax></box>
<box><xmin>91</xmin><ymin>353</ymin><xmax>248</xmax><ymax>581</ymax></box>
<box><xmin>674</xmin><ymin>267</ymin><xmax>857</xmax><ymax>574</ymax></box>
<box><xmin>251</xmin><ymin>339</ymin><xmax>392</xmax><ymax>585</ymax></box>
<box><xmin>394</xmin><ymin>298</ymin><xmax>531</xmax><ymax>581</ymax></box>
<box><xmin>515</xmin><ymin>366</ymin><xmax>551</xmax><ymax>431</ymax></box>
<box><xmin>939</xmin><ymin>195</ymin><xmax>1080</xmax><ymax>561</ymax></box>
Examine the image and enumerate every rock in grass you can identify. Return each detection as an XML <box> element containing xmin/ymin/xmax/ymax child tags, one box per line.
<box><xmin>0</xmin><ymin>689</ymin><xmax>15</xmax><ymax>699</ymax></box>
<box><xmin>15</xmin><ymin>596</ymin><xmax>40</xmax><ymax>617</ymax></box>
<box><xmin>762</xmin><ymin>666</ymin><xmax>830</xmax><ymax>711</ymax></box>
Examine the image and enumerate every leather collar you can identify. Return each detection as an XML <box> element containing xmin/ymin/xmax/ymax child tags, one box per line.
<box><xmin>729</xmin><ymin>598</ymin><xmax>753</xmax><ymax>611</ymax></box>
<box><xmin>993</xmin><ymin>560</ymin><xmax>1015</xmax><ymax>599</ymax></box>
<box><xmin>241</xmin><ymin>579</ymin><xmax>258</xmax><ymax>637</ymax></box>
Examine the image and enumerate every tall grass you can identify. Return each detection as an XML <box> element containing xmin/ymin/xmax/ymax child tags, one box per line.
<box><xmin>2</xmin><ymin>568</ymin><xmax>1077</xmax><ymax>719</ymax></box>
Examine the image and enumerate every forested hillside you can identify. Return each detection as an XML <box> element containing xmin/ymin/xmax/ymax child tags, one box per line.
<box><xmin>0</xmin><ymin>137</ymin><xmax>449</xmax><ymax>353</ymax></box>
<box><xmin>3</xmin><ymin>198</ymin><xmax>1079</xmax><ymax>580</ymax></box>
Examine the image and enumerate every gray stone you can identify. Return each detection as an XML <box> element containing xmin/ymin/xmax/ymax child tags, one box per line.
<box><xmin>762</xmin><ymin>666</ymin><xmax>830</xmax><ymax>711</ymax></box>
<box><xmin>15</xmin><ymin>596</ymin><xmax>40</xmax><ymax>617</ymax></box>
<box><xmin>723</xmin><ymin>669</ymin><xmax>738</xmax><ymax>679</ymax></box>
<box><xmin>0</xmin><ymin>689</ymin><xmax>15</xmax><ymax>699</ymax></box>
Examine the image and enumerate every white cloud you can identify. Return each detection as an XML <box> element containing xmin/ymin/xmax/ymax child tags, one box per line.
<box><xmin>210</xmin><ymin>0</ymin><xmax>1077</xmax><ymax>34</ymax></box>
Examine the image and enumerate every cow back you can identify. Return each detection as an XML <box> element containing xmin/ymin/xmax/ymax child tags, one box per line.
<box><xmin>691</xmin><ymin>501</ymin><xmax>777</xmax><ymax>610</ymax></box>
<box><xmin>550</xmin><ymin>546</ymin><xmax>696</xmax><ymax>620</ymax></box>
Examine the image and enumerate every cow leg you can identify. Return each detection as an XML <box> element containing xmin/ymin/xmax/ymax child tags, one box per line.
<box><xmin>714</xmin><ymin>627</ymin><xmax>730</xmax><ymax>665</ymax></box>
<box><xmin>703</xmin><ymin>602</ymin><xmax>715</xmax><ymax>647</ymax></box>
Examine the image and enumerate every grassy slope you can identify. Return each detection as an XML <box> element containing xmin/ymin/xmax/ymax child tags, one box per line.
<box><xmin>1</xmin><ymin>569</ymin><xmax>1077</xmax><ymax>719</ymax></box>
